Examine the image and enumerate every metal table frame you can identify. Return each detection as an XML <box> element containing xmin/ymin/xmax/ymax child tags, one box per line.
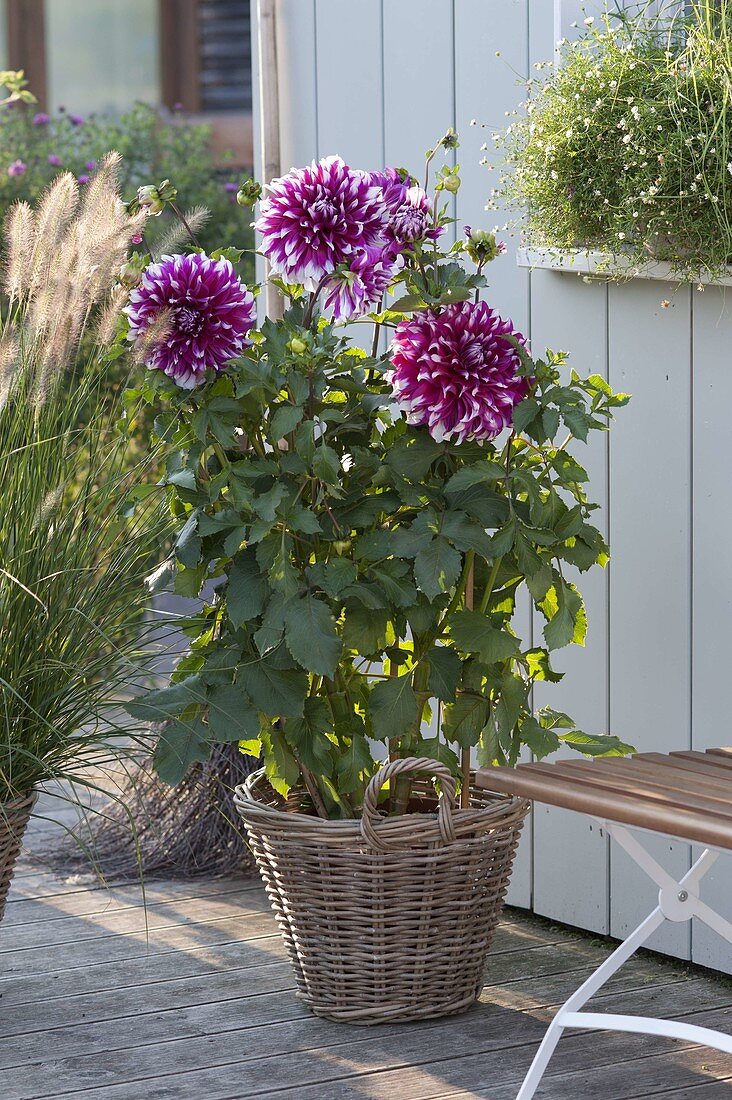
<box><xmin>517</xmin><ymin>815</ymin><xmax>732</xmax><ymax>1099</ymax></box>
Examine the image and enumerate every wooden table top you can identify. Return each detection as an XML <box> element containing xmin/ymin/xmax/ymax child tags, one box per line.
<box><xmin>476</xmin><ymin>749</ymin><xmax>732</xmax><ymax>851</ymax></box>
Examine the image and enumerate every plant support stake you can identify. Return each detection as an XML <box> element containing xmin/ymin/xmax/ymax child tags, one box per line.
<box><xmin>461</xmin><ymin>559</ymin><xmax>475</xmax><ymax>809</ymax></box>
<box><xmin>257</xmin><ymin>0</ymin><xmax>284</xmax><ymax>321</ymax></box>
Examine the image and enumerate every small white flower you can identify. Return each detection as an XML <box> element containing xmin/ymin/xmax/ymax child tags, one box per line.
<box><xmin>583</xmin><ymin>16</ymin><xmax>594</xmax><ymax>26</ymax></box>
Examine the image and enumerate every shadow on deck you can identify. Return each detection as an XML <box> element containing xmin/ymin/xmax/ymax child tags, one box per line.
<box><xmin>1</xmin><ymin>793</ymin><xmax>730</xmax><ymax>1098</ymax></box>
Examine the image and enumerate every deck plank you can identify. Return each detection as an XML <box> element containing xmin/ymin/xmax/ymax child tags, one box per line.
<box><xmin>1</xmin><ymin>972</ymin><xmax>729</xmax><ymax>1097</ymax></box>
<box><xmin>0</xmin><ymin>854</ymin><xmax>730</xmax><ymax>1098</ymax></box>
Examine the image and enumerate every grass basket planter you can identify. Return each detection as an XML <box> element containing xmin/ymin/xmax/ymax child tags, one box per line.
<box><xmin>0</xmin><ymin>791</ymin><xmax>36</xmax><ymax>923</ymax></box>
<box><xmin>234</xmin><ymin>757</ymin><xmax>530</xmax><ymax>1024</ymax></box>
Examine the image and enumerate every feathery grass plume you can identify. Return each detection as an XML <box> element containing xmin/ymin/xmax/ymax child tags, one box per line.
<box><xmin>27</xmin><ymin>172</ymin><xmax>79</xmax><ymax>292</ymax></box>
<box><xmin>154</xmin><ymin>205</ymin><xmax>210</xmax><ymax>256</ymax></box>
<box><xmin>0</xmin><ymin>330</ymin><xmax>18</xmax><ymax>406</ymax></box>
<box><xmin>129</xmin><ymin>306</ymin><xmax>173</xmax><ymax>368</ymax></box>
<box><xmin>2</xmin><ymin>200</ymin><xmax>33</xmax><ymax>301</ymax></box>
<box><xmin>0</xmin><ymin>153</ymin><xmax>173</xmax><ymax>804</ymax></box>
<box><xmin>95</xmin><ymin>285</ymin><xmax>129</xmax><ymax>347</ymax></box>
<box><xmin>0</xmin><ymin>157</ymin><xmax>144</xmax><ymax>402</ymax></box>
<box><xmin>73</xmin><ymin>153</ymin><xmax>138</xmax><ymax>295</ymax></box>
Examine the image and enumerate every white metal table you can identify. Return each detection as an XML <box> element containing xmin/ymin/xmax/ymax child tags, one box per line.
<box><xmin>477</xmin><ymin>749</ymin><xmax>732</xmax><ymax>1099</ymax></box>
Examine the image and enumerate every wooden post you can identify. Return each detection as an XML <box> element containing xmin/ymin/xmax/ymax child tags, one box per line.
<box><xmin>257</xmin><ymin>0</ymin><xmax>284</xmax><ymax>321</ymax></box>
<box><xmin>7</xmin><ymin>0</ymin><xmax>47</xmax><ymax>109</ymax></box>
<box><xmin>159</xmin><ymin>0</ymin><xmax>201</xmax><ymax>113</ymax></box>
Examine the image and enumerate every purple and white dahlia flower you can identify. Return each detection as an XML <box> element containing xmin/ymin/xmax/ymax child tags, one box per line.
<box><xmin>389</xmin><ymin>300</ymin><xmax>529</xmax><ymax>444</ymax></box>
<box><xmin>256</xmin><ymin>155</ymin><xmax>387</xmax><ymax>289</ymax></box>
<box><xmin>370</xmin><ymin>168</ymin><xmax>442</xmax><ymax>247</ymax></box>
<box><xmin>126</xmin><ymin>253</ymin><xmax>256</xmax><ymax>389</ymax></box>
<box><xmin>390</xmin><ymin>186</ymin><xmax>435</xmax><ymax>244</ymax></box>
<box><xmin>323</xmin><ymin>246</ymin><xmax>402</xmax><ymax>322</ymax></box>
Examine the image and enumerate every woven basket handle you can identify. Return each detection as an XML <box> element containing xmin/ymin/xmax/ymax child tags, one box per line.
<box><xmin>360</xmin><ymin>757</ymin><xmax>457</xmax><ymax>851</ymax></box>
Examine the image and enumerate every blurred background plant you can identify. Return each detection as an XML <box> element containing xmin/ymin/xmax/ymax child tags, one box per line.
<box><xmin>496</xmin><ymin>0</ymin><xmax>732</xmax><ymax>280</ymax></box>
<box><xmin>0</xmin><ymin>73</ymin><xmax>254</xmax><ymax>280</ymax></box>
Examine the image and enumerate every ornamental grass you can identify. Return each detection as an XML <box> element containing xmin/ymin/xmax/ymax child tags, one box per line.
<box><xmin>0</xmin><ymin>154</ymin><xmax>170</xmax><ymax>802</ymax></box>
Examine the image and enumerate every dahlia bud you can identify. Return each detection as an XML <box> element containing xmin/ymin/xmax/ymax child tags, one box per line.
<box><xmin>441</xmin><ymin>169</ymin><xmax>461</xmax><ymax>194</ymax></box>
<box><xmin>436</xmin><ymin>165</ymin><xmax>461</xmax><ymax>195</ymax></box>
<box><xmin>440</xmin><ymin>128</ymin><xmax>459</xmax><ymax>150</ymax></box>
<box><xmin>464</xmin><ymin>227</ymin><xmax>507</xmax><ymax>266</ymax></box>
<box><xmin>119</xmin><ymin>252</ymin><xmax>146</xmax><ymax>288</ymax></box>
<box><xmin>332</xmin><ymin>539</ymin><xmax>352</xmax><ymax>556</ymax></box>
<box><xmin>136</xmin><ymin>185</ymin><xmax>165</xmax><ymax>216</ymax></box>
<box><xmin>157</xmin><ymin>179</ymin><xmax>178</xmax><ymax>203</ymax></box>
<box><xmin>137</xmin><ymin>179</ymin><xmax>177</xmax><ymax>217</ymax></box>
<box><xmin>288</xmin><ymin>336</ymin><xmax>308</xmax><ymax>355</ymax></box>
<box><xmin>237</xmin><ymin>178</ymin><xmax>262</xmax><ymax>207</ymax></box>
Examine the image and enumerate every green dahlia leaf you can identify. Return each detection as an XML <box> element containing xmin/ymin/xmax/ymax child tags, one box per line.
<box><xmin>154</xmin><ymin>717</ymin><xmax>210</xmax><ymax>785</ymax></box>
<box><xmin>426</xmin><ymin>645</ymin><xmax>462</xmax><ymax>703</ymax></box>
<box><xmin>237</xmin><ymin>659</ymin><xmax>307</xmax><ymax>719</ymax></box>
<box><xmin>414</xmin><ymin>536</ymin><xmax>461</xmax><ymax>600</ymax></box>
<box><xmin>450</xmin><ymin>610</ymin><xmax>520</xmax><ymax>664</ymax></box>
<box><xmin>284</xmin><ymin>594</ymin><xmax>343</xmax><ymax>678</ymax></box>
<box><xmin>368</xmin><ymin>674</ymin><xmax>418</xmax><ymax>741</ymax></box>
<box><xmin>228</xmin><ymin>548</ymin><xmax>268</xmax><ymax>627</ymax></box>
<box><xmin>207</xmin><ymin>684</ymin><xmax>260</xmax><ymax>742</ymax></box>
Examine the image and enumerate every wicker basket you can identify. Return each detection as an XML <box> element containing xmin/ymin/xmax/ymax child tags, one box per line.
<box><xmin>0</xmin><ymin>791</ymin><xmax>36</xmax><ymax>924</ymax></box>
<box><xmin>234</xmin><ymin>756</ymin><xmax>529</xmax><ymax>1023</ymax></box>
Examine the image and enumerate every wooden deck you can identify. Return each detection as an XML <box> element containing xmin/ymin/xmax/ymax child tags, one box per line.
<box><xmin>1</xmin><ymin>799</ymin><xmax>731</xmax><ymax>1098</ymax></box>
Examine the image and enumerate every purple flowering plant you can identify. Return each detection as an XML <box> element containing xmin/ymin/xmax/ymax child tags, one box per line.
<box><xmin>126</xmin><ymin>133</ymin><xmax>631</xmax><ymax>813</ymax></box>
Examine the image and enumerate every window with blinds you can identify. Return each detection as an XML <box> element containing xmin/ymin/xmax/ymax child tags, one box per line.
<box><xmin>199</xmin><ymin>0</ymin><xmax>252</xmax><ymax>112</ymax></box>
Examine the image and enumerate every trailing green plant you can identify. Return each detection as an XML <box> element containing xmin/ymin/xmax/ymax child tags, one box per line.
<box><xmin>126</xmin><ymin>138</ymin><xmax>631</xmax><ymax>819</ymax></box>
<box><xmin>0</xmin><ymin>155</ymin><xmax>171</xmax><ymax>801</ymax></box>
<box><xmin>496</xmin><ymin>0</ymin><xmax>732</xmax><ymax>280</ymax></box>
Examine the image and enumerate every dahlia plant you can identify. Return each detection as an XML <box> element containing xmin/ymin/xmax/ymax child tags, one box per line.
<box><xmin>125</xmin><ymin>136</ymin><xmax>630</xmax><ymax>817</ymax></box>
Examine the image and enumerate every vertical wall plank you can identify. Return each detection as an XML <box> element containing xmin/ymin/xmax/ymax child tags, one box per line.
<box><xmin>314</xmin><ymin>0</ymin><xmax>384</xmax><ymax>166</ymax></box>
<box><xmin>455</xmin><ymin>0</ymin><xmax>533</xmax><ymax>908</ymax></box>
<box><xmin>455</xmin><ymin>0</ymin><xmax>529</xmax><ymax>325</ymax></box>
<box><xmin>276</xmin><ymin>0</ymin><xmax>318</xmax><ymax>169</ymax></box>
<box><xmin>530</xmin><ymin>272</ymin><xmax>611</xmax><ymax>934</ymax></box>
<box><xmin>382</xmin><ymin>0</ymin><xmax>454</xmax><ymax>174</ymax></box>
<box><xmin>553</xmin><ymin>0</ymin><xmax>607</xmax><ymax>48</ymax></box>
<box><xmin>691</xmin><ymin>286</ymin><xmax>732</xmax><ymax>973</ymax></box>
<box><xmin>608</xmin><ymin>279</ymin><xmax>692</xmax><ymax>958</ymax></box>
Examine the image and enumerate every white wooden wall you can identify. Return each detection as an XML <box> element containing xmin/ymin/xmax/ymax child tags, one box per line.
<box><xmin>252</xmin><ymin>0</ymin><xmax>732</xmax><ymax>973</ymax></box>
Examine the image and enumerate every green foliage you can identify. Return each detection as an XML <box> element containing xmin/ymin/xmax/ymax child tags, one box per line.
<box><xmin>497</xmin><ymin>1</ymin><xmax>732</xmax><ymax>280</ymax></box>
<box><xmin>128</xmin><ymin>147</ymin><xmax>632</xmax><ymax>816</ymax></box>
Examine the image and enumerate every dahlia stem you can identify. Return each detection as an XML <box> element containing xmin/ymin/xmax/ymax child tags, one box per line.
<box><xmin>292</xmin><ymin>750</ymin><xmax>329</xmax><ymax>820</ymax></box>
<box><xmin>302</xmin><ymin>274</ymin><xmax>329</xmax><ymax>329</ymax></box>
<box><xmin>169</xmin><ymin>201</ymin><xmax>203</xmax><ymax>250</ymax></box>
<box><xmin>478</xmin><ymin>555</ymin><xmax>502</xmax><ymax>615</ymax></box>
<box><xmin>370</xmin><ymin>296</ymin><xmax>384</xmax><ymax>358</ymax></box>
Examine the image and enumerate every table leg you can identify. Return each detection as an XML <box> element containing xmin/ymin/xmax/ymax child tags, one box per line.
<box><xmin>513</xmin><ymin>822</ymin><xmax>732</xmax><ymax>1099</ymax></box>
